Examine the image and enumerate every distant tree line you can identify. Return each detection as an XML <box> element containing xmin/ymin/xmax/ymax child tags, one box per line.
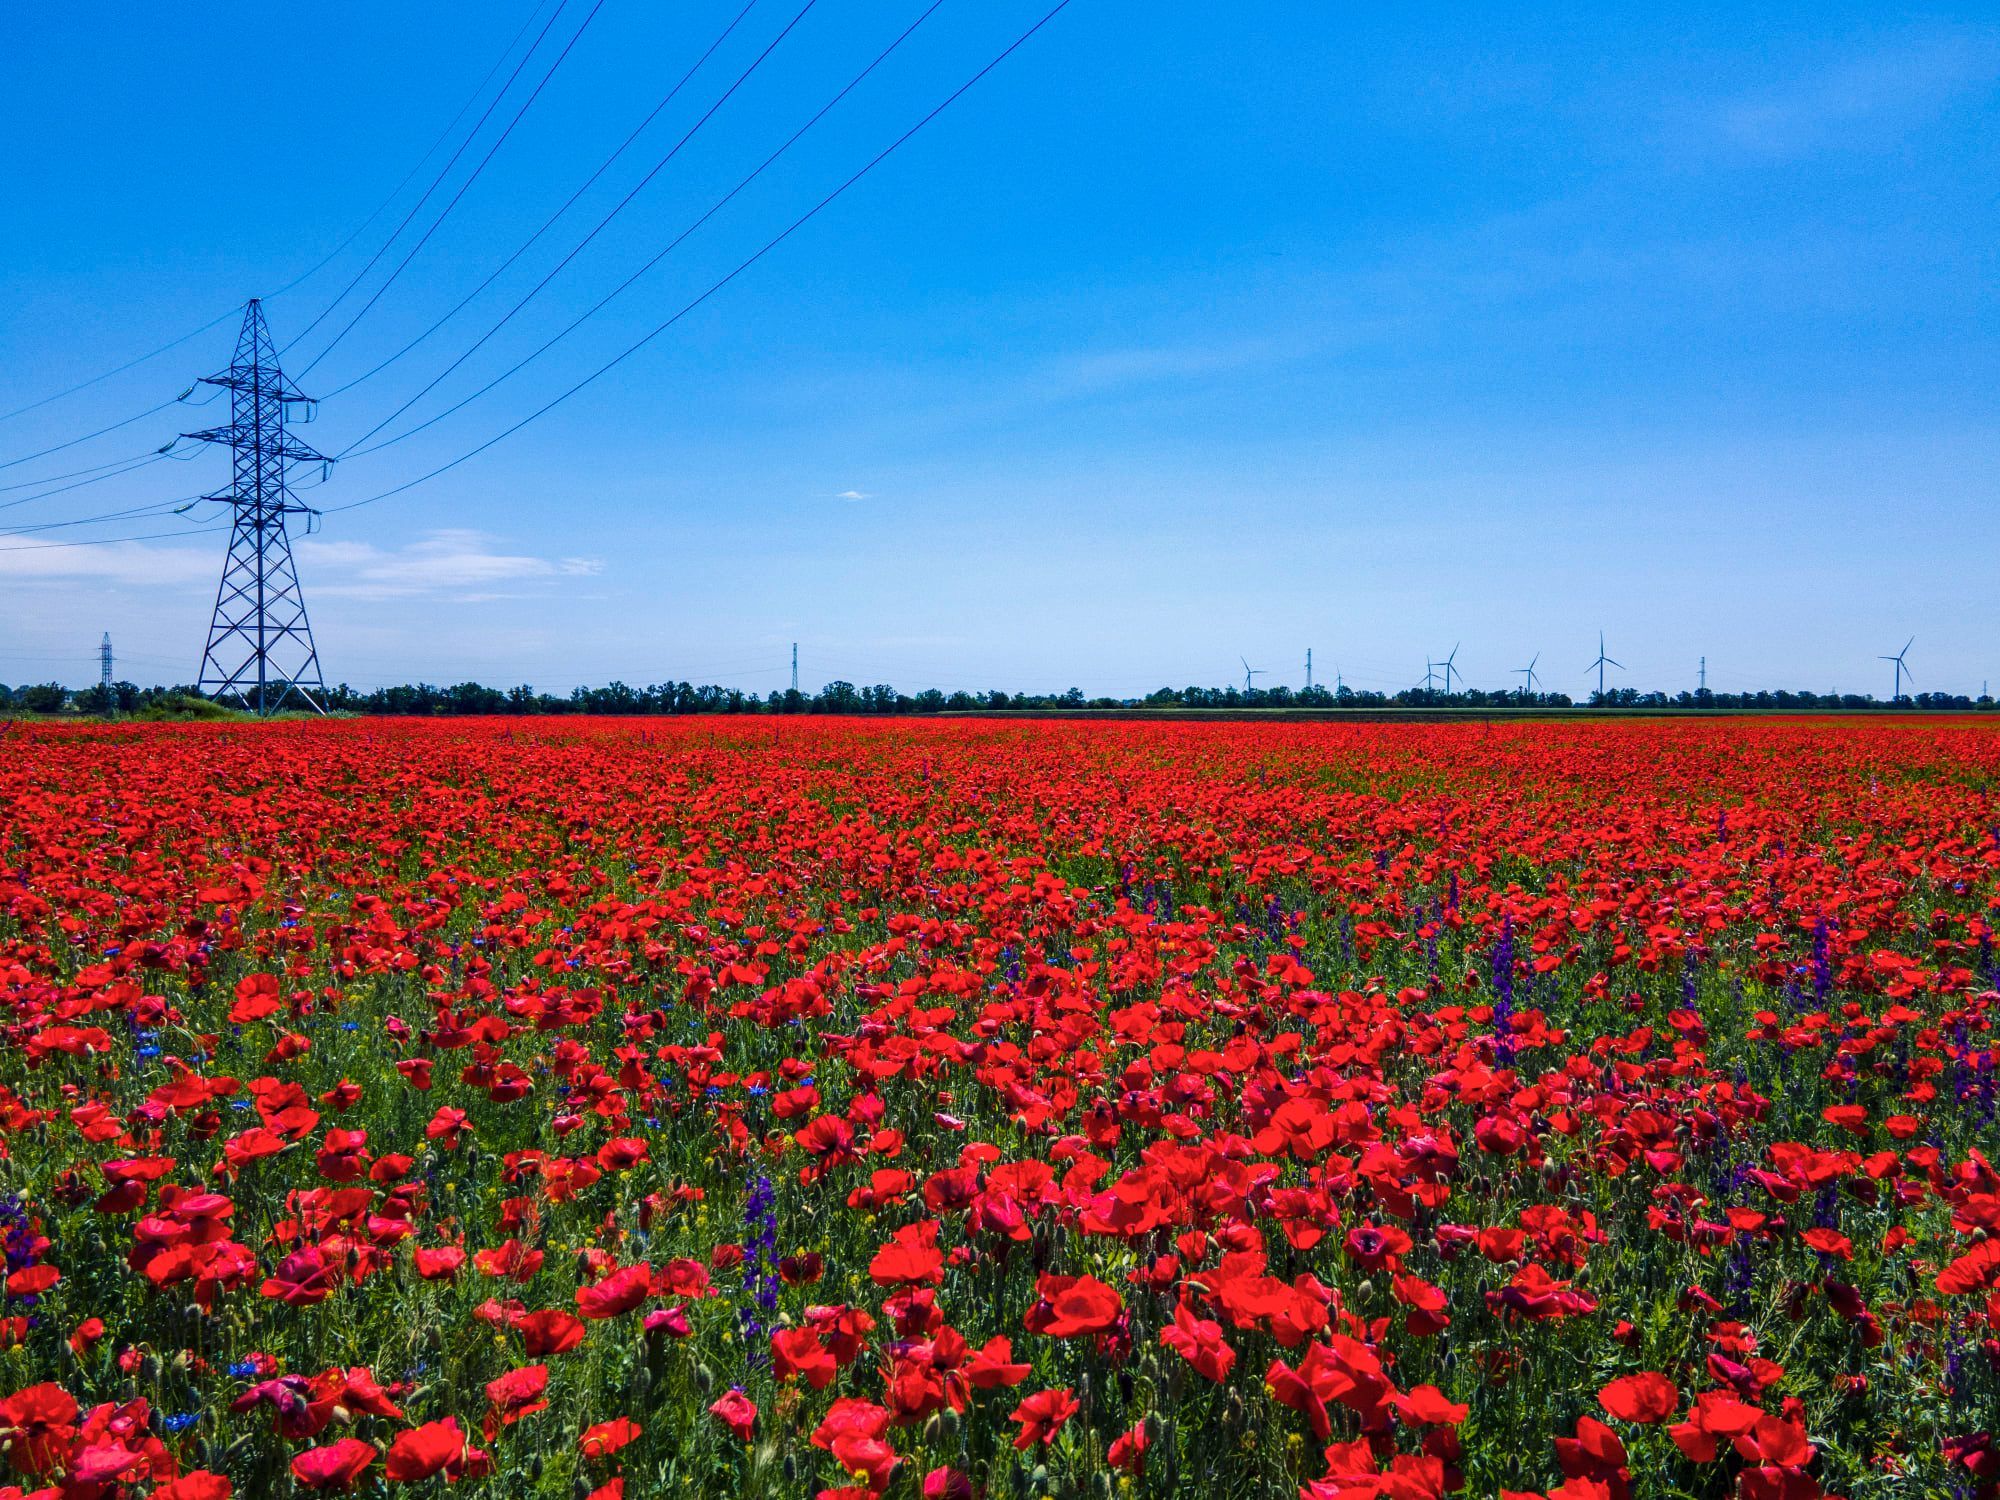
<box><xmin>2</xmin><ymin>678</ymin><xmax>1993</xmax><ymax>718</ymax></box>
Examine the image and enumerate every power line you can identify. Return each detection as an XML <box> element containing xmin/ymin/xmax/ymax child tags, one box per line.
<box><xmin>0</xmin><ymin>396</ymin><xmax>192</xmax><ymax>472</ymax></box>
<box><xmin>321</xmin><ymin>0</ymin><xmax>767</xmax><ymax>401</ymax></box>
<box><xmin>327</xmin><ymin>0</ymin><xmax>1076</xmax><ymax>514</ymax></box>
<box><xmin>0</xmin><ymin>0</ymin><xmax>550</xmax><ymax>430</ymax></box>
<box><xmin>0</xmin><ymin>524</ymin><xmax>227</xmax><ymax>554</ymax></box>
<box><xmin>0</xmin><ymin>453</ymin><xmax>187</xmax><ymax>514</ymax></box>
<box><xmin>0</xmin><ymin>447</ymin><xmax>177</xmax><ymax>494</ymax></box>
<box><xmin>0</xmin><ymin>314</ymin><xmax>234</xmax><ymax>430</ymax></box>
<box><xmin>330</xmin><ymin>0</ymin><xmax>828</xmax><ymax>456</ymax></box>
<box><xmin>335</xmin><ymin>0</ymin><xmax>953</xmax><ymax>466</ymax></box>
<box><xmin>295</xmin><ymin>0</ymin><xmax>609</xmax><ymax>379</ymax></box>
<box><xmin>284</xmin><ymin>0</ymin><xmax>584</xmax><ymax>360</ymax></box>
<box><xmin>0</xmin><ymin>500</ymin><xmax>193</xmax><ymax>537</ymax></box>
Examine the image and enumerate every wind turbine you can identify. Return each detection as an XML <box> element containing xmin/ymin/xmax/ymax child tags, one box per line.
<box><xmin>1440</xmin><ymin>643</ymin><xmax>1463</xmax><ymax>695</ymax></box>
<box><xmin>1587</xmin><ymin>632</ymin><xmax>1622</xmax><ymax>700</ymax></box>
<box><xmin>1879</xmin><ymin>637</ymin><xmax>1914</xmax><ymax>702</ymax></box>
<box><xmin>1240</xmin><ymin>656</ymin><xmax>1264</xmax><ymax>695</ymax></box>
<box><xmin>1517</xmin><ymin>652</ymin><xmax>1540</xmax><ymax>701</ymax></box>
<box><xmin>1421</xmin><ymin>659</ymin><xmax>1438</xmax><ymax>693</ymax></box>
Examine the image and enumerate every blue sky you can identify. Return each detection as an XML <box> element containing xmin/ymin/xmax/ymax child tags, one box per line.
<box><xmin>2</xmin><ymin>2</ymin><xmax>1996</xmax><ymax>698</ymax></box>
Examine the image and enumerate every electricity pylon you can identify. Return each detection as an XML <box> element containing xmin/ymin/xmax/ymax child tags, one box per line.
<box><xmin>185</xmin><ymin>300</ymin><xmax>332</xmax><ymax>715</ymax></box>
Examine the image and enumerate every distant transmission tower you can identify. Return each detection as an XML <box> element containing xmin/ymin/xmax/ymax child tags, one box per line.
<box><xmin>184</xmin><ymin>300</ymin><xmax>332</xmax><ymax>716</ymax></box>
<box><xmin>791</xmin><ymin>643</ymin><xmax>798</xmax><ymax>694</ymax></box>
<box><xmin>100</xmin><ymin>633</ymin><xmax>114</xmax><ymax>717</ymax></box>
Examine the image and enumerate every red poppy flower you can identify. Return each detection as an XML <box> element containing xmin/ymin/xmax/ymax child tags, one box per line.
<box><xmin>1009</xmin><ymin>1388</ymin><xmax>1078</xmax><ymax>1450</ymax></box>
<box><xmin>575</xmin><ymin>1262</ymin><xmax>652</xmax><ymax>1319</ymax></box>
<box><xmin>579</xmin><ymin>1417</ymin><xmax>642</xmax><ymax>1461</ymax></box>
<box><xmin>154</xmin><ymin>1472</ymin><xmax>234</xmax><ymax>1500</ymax></box>
<box><xmin>869</xmin><ymin>1221</ymin><xmax>945</xmax><ymax>1287</ymax></box>
<box><xmin>772</xmin><ymin>1327</ymin><xmax>837</xmax><ymax>1389</ymax></box>
<box><xmin>484</xmin><ymin>1364</ymin><xmax>550</xmax><ymax>1428</ymax></box>
<box><xmin>708</xmin><ymin>1389</ymin><xmax>756</xmax><ymax>1442</ymax></box>
<box><xmin>290</xmin><ymin>1437</ymin><xmax>378</xmax><ymax>1492</ymax></box>
<box><xmin>0</xmin><ymin>1382</ymin><xmax>78</xmax><ymax>1475</ymax></box>
<box><xmin>1022</xmin><ymin>1273</ymin><xmax>1123</xmax><ymax>1338</ymax></box>
<box><xmin>1159</xmin><ymin>1301</ymin><xmax>1235</xmax><ymax>1381</ymax></box>
<box><xmin>1597</xmin><ymin>1372</ymin><xmax>1679</xmax><ymax>1424</ymax></box>
<box><xmin>385</xmin><ymin>1418</ymin><xmax>469</xmax><ymax>1483</ymax></box>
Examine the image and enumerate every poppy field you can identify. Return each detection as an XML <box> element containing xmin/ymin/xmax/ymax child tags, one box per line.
<box><xmin>2</xmin><ymin>715</ymin><xmax>1999</xmax><ymax>1500</ymax></box>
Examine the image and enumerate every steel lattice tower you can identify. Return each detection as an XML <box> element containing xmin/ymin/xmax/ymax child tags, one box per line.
<box><xmin>184</xmin><ymin>300</ymin><xmax>333</xmax><ymax>715</ymax></box>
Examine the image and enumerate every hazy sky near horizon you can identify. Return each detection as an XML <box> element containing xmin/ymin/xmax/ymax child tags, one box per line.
<box><xmin>3</xmin><ymin>3</ymin><xmax>1997</xmax><ymax>699</ymax></box>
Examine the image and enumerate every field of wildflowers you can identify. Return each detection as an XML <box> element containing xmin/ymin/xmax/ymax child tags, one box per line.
<box><xmin>1</xmin><ymin>716</ymin><xmax>1997</xmax><ymax>1500</ymax></box>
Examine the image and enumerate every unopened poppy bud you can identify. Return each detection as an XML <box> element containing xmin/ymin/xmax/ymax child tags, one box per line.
<box><xmin>694</xmin><ymin>1362</ymin><xmax>714</xmax><ymax>1394</ymax></box>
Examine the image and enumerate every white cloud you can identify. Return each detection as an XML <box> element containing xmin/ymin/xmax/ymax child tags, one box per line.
<box><xmin>0</xmin><ymin>533</ymin><xmax>218</xmax><ymax>588</ymax></box>
<box><xmin>1047</xmin><ymin>337</ymin><xmax>1291</xmax><ymax>398</ymax></box>
<box><xmin>834</xmin><ymin>489</ymin><xmax>871</xmax><ymax>501</ymax></box>
<box><xmin>0</xmin><ymin>528</ymin><xmax>602</xmax><ymax>603</ymax></box>
<box><xmin>297</xmin><ymin>529</ymin><xmax>603</xmax><ymax>601</ymax></box>
<box><xmin>1700</xmin><ymin>29</ymin><xmax>2000</xmax><ymax>157</ymax></box>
